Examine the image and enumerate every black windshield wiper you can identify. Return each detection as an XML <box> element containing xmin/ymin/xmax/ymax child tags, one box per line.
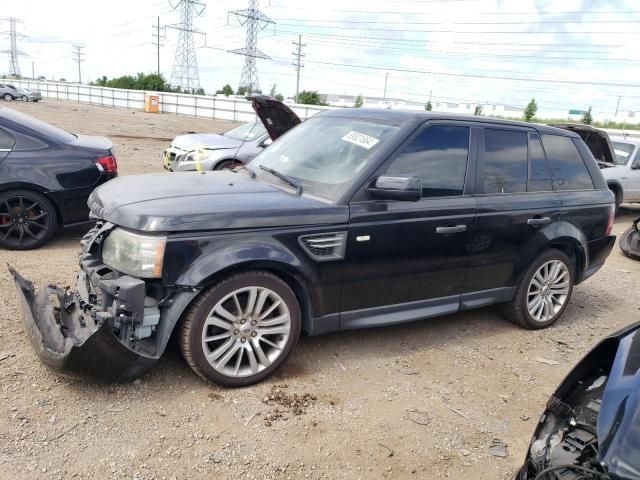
<box><xmin>259</xmin><ymin>165</ymin><xmax>302</xmax><ymax>194</ymax></box>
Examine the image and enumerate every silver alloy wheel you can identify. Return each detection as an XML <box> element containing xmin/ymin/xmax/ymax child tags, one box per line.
<box><xmin>201</xmin><ymin>286</ymin><xmax>291</xmax><ymax>378</ymax></box>
<box><xmin>527</xmin><ymin>260</ymin><xmax>570</xmax><ymax>323</ymax></box>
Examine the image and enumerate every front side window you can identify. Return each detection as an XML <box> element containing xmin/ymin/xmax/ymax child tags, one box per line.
<box><xmin>249</xmin><ymin>116</ymin><xmax>400</xmax><ymax>201</ymax></box>
<box><xmin>225</xmin><ymin>120</ymin><xmax>267</xmax><ymax>142</ymax></box>
<box><xmin>482</xmin><ymin>128</ymin><xmax>528</xmax><ymax>194</ymax></box>
<box><xmin>385</xmin><ymin>125</ymin><xmax>470</xmax><ymax>197</ymax></box>
<box><xmin>542</xmin><ymin>134</ymin><xmax>594</xmax><ymax>191</ymax></box>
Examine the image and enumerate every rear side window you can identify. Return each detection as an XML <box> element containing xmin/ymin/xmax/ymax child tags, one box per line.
<box><xmin>529</xmin><ymin>133</ymin><xmax>553</xmax><ymax>192</ymax></box>
<box><xmin>0</xmin><ymin>128</ymin><xmax>15</xmax><ymax>149</ymax></box>
<box><xmin>481</xmin><ymin>128</ymin><xmax>528</xmax><ymax>194</ymax></box>
<box><xmin>542</xmin><ymin>134</ymin><xmax>594</xmax><ymax>191</ymax></box>
<box><xmin>385</xmin><ymin>124</ymin><xmax>469</xmax><ymax>197</ymax></box>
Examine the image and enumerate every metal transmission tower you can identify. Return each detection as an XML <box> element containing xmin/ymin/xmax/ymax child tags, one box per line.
<box><xmin>228</xmin><ymin>0</ymin><xmax>274</xmax><ymax>94</ymax></box>
<box><xmin>72</xmin><ymin>44</ymin><xmax>84</xmax><ymax>83</ymax></box>
<box><xmin>168</xmin><ymin>0</ymin><xmax>205</xmax><ymax>92</ymax></box>
<box><xmin>292</xmin><ymin>35</ymin><xmax>305</xmax><ymax>103</ymax></box>
<box><xmin>1</xmin><ymin>17</ymin><xmax>26</xmax><ymax>77</ymax></box>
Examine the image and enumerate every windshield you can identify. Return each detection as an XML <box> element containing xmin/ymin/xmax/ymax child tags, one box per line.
<box><xmin>249</xmin><ymin>115</ymin><xmax>400</xmax><ymax>201</ymax></box>
<box><xmin>612</xmin><ymin>141</ymin><xmax>636</xmax><ymax>165</ymax></box>
<box><xmin>225</xmin><ymin>121</ymin><xmax>267</xmax><ymax>142</ymax></box>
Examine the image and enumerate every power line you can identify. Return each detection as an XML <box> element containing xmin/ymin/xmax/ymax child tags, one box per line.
<box><xmin>71</xmin><ymin>43</ymin><xmax>84</xmax><ymax>83</ymax></box>
<box><xmin>229</xmin><ymin>0</ymin><xmax>274</xmax><ymax>94</ymax></box>
<box><xmin>292</xmin><ymin>34</ymin><xmax>305</xmax><ymax>102</ymax></box>
<box><xmin>1</xmin><ymin>17</ymin><xmax>27</xmax><ymax>77</ymax></box>
<box><xmin>168</xmin><ymin>0</ymin><xmax>206</xmax><ymax>92</ymax></box>
<box><xmin>272</xmin><ymin>17</ymin><xmax>640</xmax><ymax>25</ymax></box>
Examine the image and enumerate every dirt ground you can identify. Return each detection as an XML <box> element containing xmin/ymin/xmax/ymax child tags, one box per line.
<box><xmin>1</xmin><ymin>100</ymin><xmax>639</xmax><ymax>480</ymax></box>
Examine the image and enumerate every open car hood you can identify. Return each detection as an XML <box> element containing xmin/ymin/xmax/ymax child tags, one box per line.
<box><xmin>249</xmin><ymin>95</ymin><xmax>301</xmax><ymax>141</ymax></box>
<box><xmin>552</xmin><ymin>123</ymin><xmax>616</xmax><ymax>165</ymax></box>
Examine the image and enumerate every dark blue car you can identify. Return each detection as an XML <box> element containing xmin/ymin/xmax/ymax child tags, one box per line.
<box><xmin>0</xmin><ymin>106</ymin><xmax>116</xmax><ymax>249</ymax></box>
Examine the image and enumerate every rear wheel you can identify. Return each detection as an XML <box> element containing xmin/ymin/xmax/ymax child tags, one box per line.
<box><xmin>3</xmin><ymin>93</ymin><xmax>12</xmax><ymax>101</ymax></box>
<box><xmin>21</xmin><ymin>95</ymin><xmax>29</xmax><ymax>102</ymax></box>
<box><xmin>0</xmin><ymin>190</ymin><xmax>58</xmax><ymax>250</ymax></box>
<box><xmin>180</xmin><ymin>271</ymin><xmax>301</xmax><ymax>387</ymax></box>
<box><xmin>498</xmin><ymin>249</ymin><xmax>574</xmax><ymax>329</ymax></box>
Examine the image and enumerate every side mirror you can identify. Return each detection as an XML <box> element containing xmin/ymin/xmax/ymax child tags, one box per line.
<box><xmin>631</xmin><ymin>162</ymin><xmax>640</xmax><ymax>170</ymax></box>
<box><xmin>261</xmin><ymin>137</ymin><xmax>273</xmax><ymax>148</ymax></box>
<box><xmin>367</xmin><ymin>175</ymin><xmax>422</xmax><ymax>202</ymax></box>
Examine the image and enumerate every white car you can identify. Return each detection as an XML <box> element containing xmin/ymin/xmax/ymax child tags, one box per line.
<box><xmin>605</xmin><ymin>136</ymin><xmax>640</xmax><ymax>206</ymax></box>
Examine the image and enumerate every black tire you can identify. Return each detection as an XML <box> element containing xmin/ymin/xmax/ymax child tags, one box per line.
<box><xmin>0</xmin><ymin>190</ymin><xmax>58</xmax><ymax>250</ymax></box>
<box><xmin>214</xmin><ymin>159</ymin><xmax>239</xmax><ymax>171</ymax></box>
<box><xmin>180</xmin><ymin>271</ymin><xmax>301</xmax><ymax>387</ymax></box>
<box><xmin>497</xmin><ymin>249</ymin><xmax>574</xmax><ymax>330</ymax></box>
<box><xmin>3</xmin><ymin>93</ymin><xmax>12</xmax><ymax>101</ymax></box>
<box><xmin>21</xmin><ymin>95</ymin><xmax>28</xmax><ymax>102</ymax></box>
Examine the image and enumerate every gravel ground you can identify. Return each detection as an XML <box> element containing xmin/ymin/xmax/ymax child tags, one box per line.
<box><xmin>1</xmin><ymin>100</ymin><xmax>639</xmax><ymax>480</ymax></box>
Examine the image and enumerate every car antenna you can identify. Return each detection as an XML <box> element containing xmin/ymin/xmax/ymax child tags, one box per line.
<box><xmin>230</xmin><ymin>114</ymin><xmax>258</xmax><ymax>171</ymax></box>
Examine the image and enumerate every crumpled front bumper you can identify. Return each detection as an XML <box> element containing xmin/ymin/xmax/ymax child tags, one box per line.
<box><xmin>10</xmin><ymin>266</ymin><xmax>157</xmax><ymax>382</ymax></box>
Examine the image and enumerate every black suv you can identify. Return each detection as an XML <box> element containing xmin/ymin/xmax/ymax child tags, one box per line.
<box><xmin>12</xmin><ymin>97</ymin><xmax>615</xmax><ymax>387</ymax></box>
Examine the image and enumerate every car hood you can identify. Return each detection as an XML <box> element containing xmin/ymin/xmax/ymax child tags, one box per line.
<box><xmin>249</xmin><ymin>95</ymin><xmax>301</xmax><ymax>140</ymax></box>
<box><xmin>87</xmin><ymin>171</ymin><xmax>347</xmax><ymax>232</ymax></box>
<box><xmin>597</xmin><ymin>324</ymin><xmax>640</xmax><ymax>479</ymax></box>
<box><xmin>170</xmin><ymin>133</ymin><xmax>240</xmax><ymax>151</ymax></box>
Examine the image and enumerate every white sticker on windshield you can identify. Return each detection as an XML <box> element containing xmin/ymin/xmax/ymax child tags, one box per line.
<box><xmin>342</xmin><ymin>131</ymin><xmax>380</xmax><ymax>150</ymax></box>
<box><xmin>615</xmin><ymin>149</ymin><xmax>630</xmax><ymax>158</ymax></box>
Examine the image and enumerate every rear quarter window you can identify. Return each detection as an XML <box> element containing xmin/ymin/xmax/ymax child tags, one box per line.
<box><xmin>0</xmin><ymin>128</ymin><xmax>15</xmax><ymax>149</ymax></box>
<box><xmin>481</xmin><ymin>128</ymin><xmax>528</xmax><ymax>194</ymax></box>
<box><xmin>541</xmin><ymin>134</ymin><xmax>594</xmax><ymax>191</ymax></box>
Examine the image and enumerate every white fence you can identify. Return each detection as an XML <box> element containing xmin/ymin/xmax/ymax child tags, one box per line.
<box><xmin>1</xmin><ymin>79</ymin><xmax>333</xmax><ymax>122</ymax></box>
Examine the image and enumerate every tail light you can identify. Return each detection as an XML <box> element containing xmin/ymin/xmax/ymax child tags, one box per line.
<box><xmin>605</xmin><ymin>204</ymin><xmax>615</xmax><ymax>236</ymax></box>
<box><xmin>94</xmin><ymin>155</ymin><xmax>117</xmax><ymax>174</ymax></box>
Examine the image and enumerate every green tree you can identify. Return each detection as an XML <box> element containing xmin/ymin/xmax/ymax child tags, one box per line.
<box><xmin>354</xmin><ymin>94</ymin><xmax>364</xmax><ymax>108</ymax></box>
<box><xmin>274</xmin><ymin>93</ymin><xmax>284</xmax><ymax>102</ymax></box>
<box><xmin>216</xmin><ymin>84</ymin><xmax>234</xmax><ymax>96</ymax></box>
<box><xmin>297</xmin><ymin>90</ymin><xmax>321</xmax><ymax>105</ymax></box>
<box><xmin>237</xmin><ymin>86</ymin><xmax>248</xmax><ymax>96</ymax></box>
<box><xmin>582</xmin><ymin>106</ymin><xmax>593</xmax><ymax>125</ymax></box>
<box><xmin>473</xmin><ymin>104</ymin><xmax>483</xmax><ymax>116</ymax></box>
<box><xmin>524</xmin><ymin>98</ymin><xmax>538</xmax><ymax>122</ymax></box>
<box><xmin>425</xmin><ymin>101</ymin><xmax>432</xmax><ymax>111</ymax></box>
<box><xmin>269</xmin><ymin>84</ymin><xmax>277</xmax><ymax>97</ymax></box>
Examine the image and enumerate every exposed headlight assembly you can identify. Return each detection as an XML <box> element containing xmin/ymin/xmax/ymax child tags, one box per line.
<box><xmin>102</xmin><ymin>228</ymin><xmax>166</xmax><ymax>278</ymax></box>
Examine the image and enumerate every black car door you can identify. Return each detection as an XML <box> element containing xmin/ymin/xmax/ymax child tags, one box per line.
<box><xmin>464</xmin><ymin>128</ymin><xmax>561</xmax><ymax>300</ymax></box>
<box><xmin>340</xmin><ymin>122</ymin><xmax>478</xmax><ymax>329</ymax></box>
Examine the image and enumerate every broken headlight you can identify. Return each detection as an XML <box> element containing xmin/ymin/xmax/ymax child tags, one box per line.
<box><xmin>102</xmin><ymin>228</ymin><xmax>166</xmax><ymax>278</ymax></box>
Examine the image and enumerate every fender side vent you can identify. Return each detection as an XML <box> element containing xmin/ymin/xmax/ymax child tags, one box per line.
<box><xmin>299</xmin><ymin>232</ymin><xmax>347</xmax><ymax>261</ymax></box>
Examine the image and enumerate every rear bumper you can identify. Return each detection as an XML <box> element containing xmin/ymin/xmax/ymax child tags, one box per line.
<box><xmin>9</xmin><ymin>266</ymin><xmax>157</xmax><ymax>382</ymax></box>
<box><xmin>578</xmin><ymin>234</ymin><xmax>616</xmax><ymax>283</ymax></box>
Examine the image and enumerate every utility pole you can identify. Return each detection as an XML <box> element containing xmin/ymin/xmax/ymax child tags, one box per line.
<box><xmin>1</xmin><ymin>17</ymin><xmax>26</xmax><ymax>77</ymax></box>
<box><xmin>383</xmin><ymin>72</ymin><xmax>389</xmax><ymax>101</ymax></box>
<box><xmin>615</xmin><ymin>95</ymin><xmax>622</xmax><ymax>117</ymax></box>
<box><xmin>72</xmin><ymin>44</ymin><xmax>84</xmax><ymax>84</ymax></box>
<box><xmin>31</xmin><ymin>60</ymin><xmax>34</xmax><ymax>79</ymax></box>
<box><xmin>152</xmin><ymin>16</ymin><xmax>165</xmax><ymax>76</ymax></box>
<box><xmin>292</xmin><ymin>34</ymin><xmax>305</xmax><ymax>103</ymax></box>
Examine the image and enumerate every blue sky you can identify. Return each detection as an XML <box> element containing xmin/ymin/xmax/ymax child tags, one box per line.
<box><xmin>5</xmin><ymin>0</ymin><xmax>640</xmax><ymax>118</ymax></box>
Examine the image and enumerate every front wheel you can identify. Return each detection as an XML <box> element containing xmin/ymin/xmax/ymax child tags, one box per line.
<box><xmin>3</xmin><ymin>93</ymin><xmax>12</xmax><ymax>101</ymax></box>
<box><xmin>21</xmin><ymin>95</ymin><xmax>29</xmax><ymax>102</ymax></box>
<box><xmin>214</xmin><ymin>159</ymin><xmax>240</xmax><ymax>171</ymax></box>
<box><xmin>180</xmin><ymin>271</ymin><xmax>301</xmax><ymax>387</ymax></box>
<box><xmin>498</xmin><ymin>249</ymin><xmax>574</xmax><ymax>329</ymax></box>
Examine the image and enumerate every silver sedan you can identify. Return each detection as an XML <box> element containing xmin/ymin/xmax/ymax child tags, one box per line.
<box><xmin>16</xmin><ymin>88</ymin><xmax>42</xmax><ymax>102</ymax></box>
<box><xmin>163</xmin><ymin>120</ymin><xmax>271</xmax><ymax>172</ymax></box>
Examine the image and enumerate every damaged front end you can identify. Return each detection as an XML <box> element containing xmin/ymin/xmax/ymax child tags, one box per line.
<box><xmin>515</xmin><ymin>322</ymin><xmax>640</xmax><ymax>480</ymax></box>
<box><xmin>10</xmin><ymin>223</ymin><xmax>199</xmax><ymax>382</ymax></box>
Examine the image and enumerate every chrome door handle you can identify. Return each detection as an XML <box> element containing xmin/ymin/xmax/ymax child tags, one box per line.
<box><xmin>436</xmin><ymin>225</ymin><xmax>467</xmax><ymax>234</ymax></box>
<box><xmin>527</xmin><ymin>217</ymin><xmax>551</xmax><ymax>226</ymax></box>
